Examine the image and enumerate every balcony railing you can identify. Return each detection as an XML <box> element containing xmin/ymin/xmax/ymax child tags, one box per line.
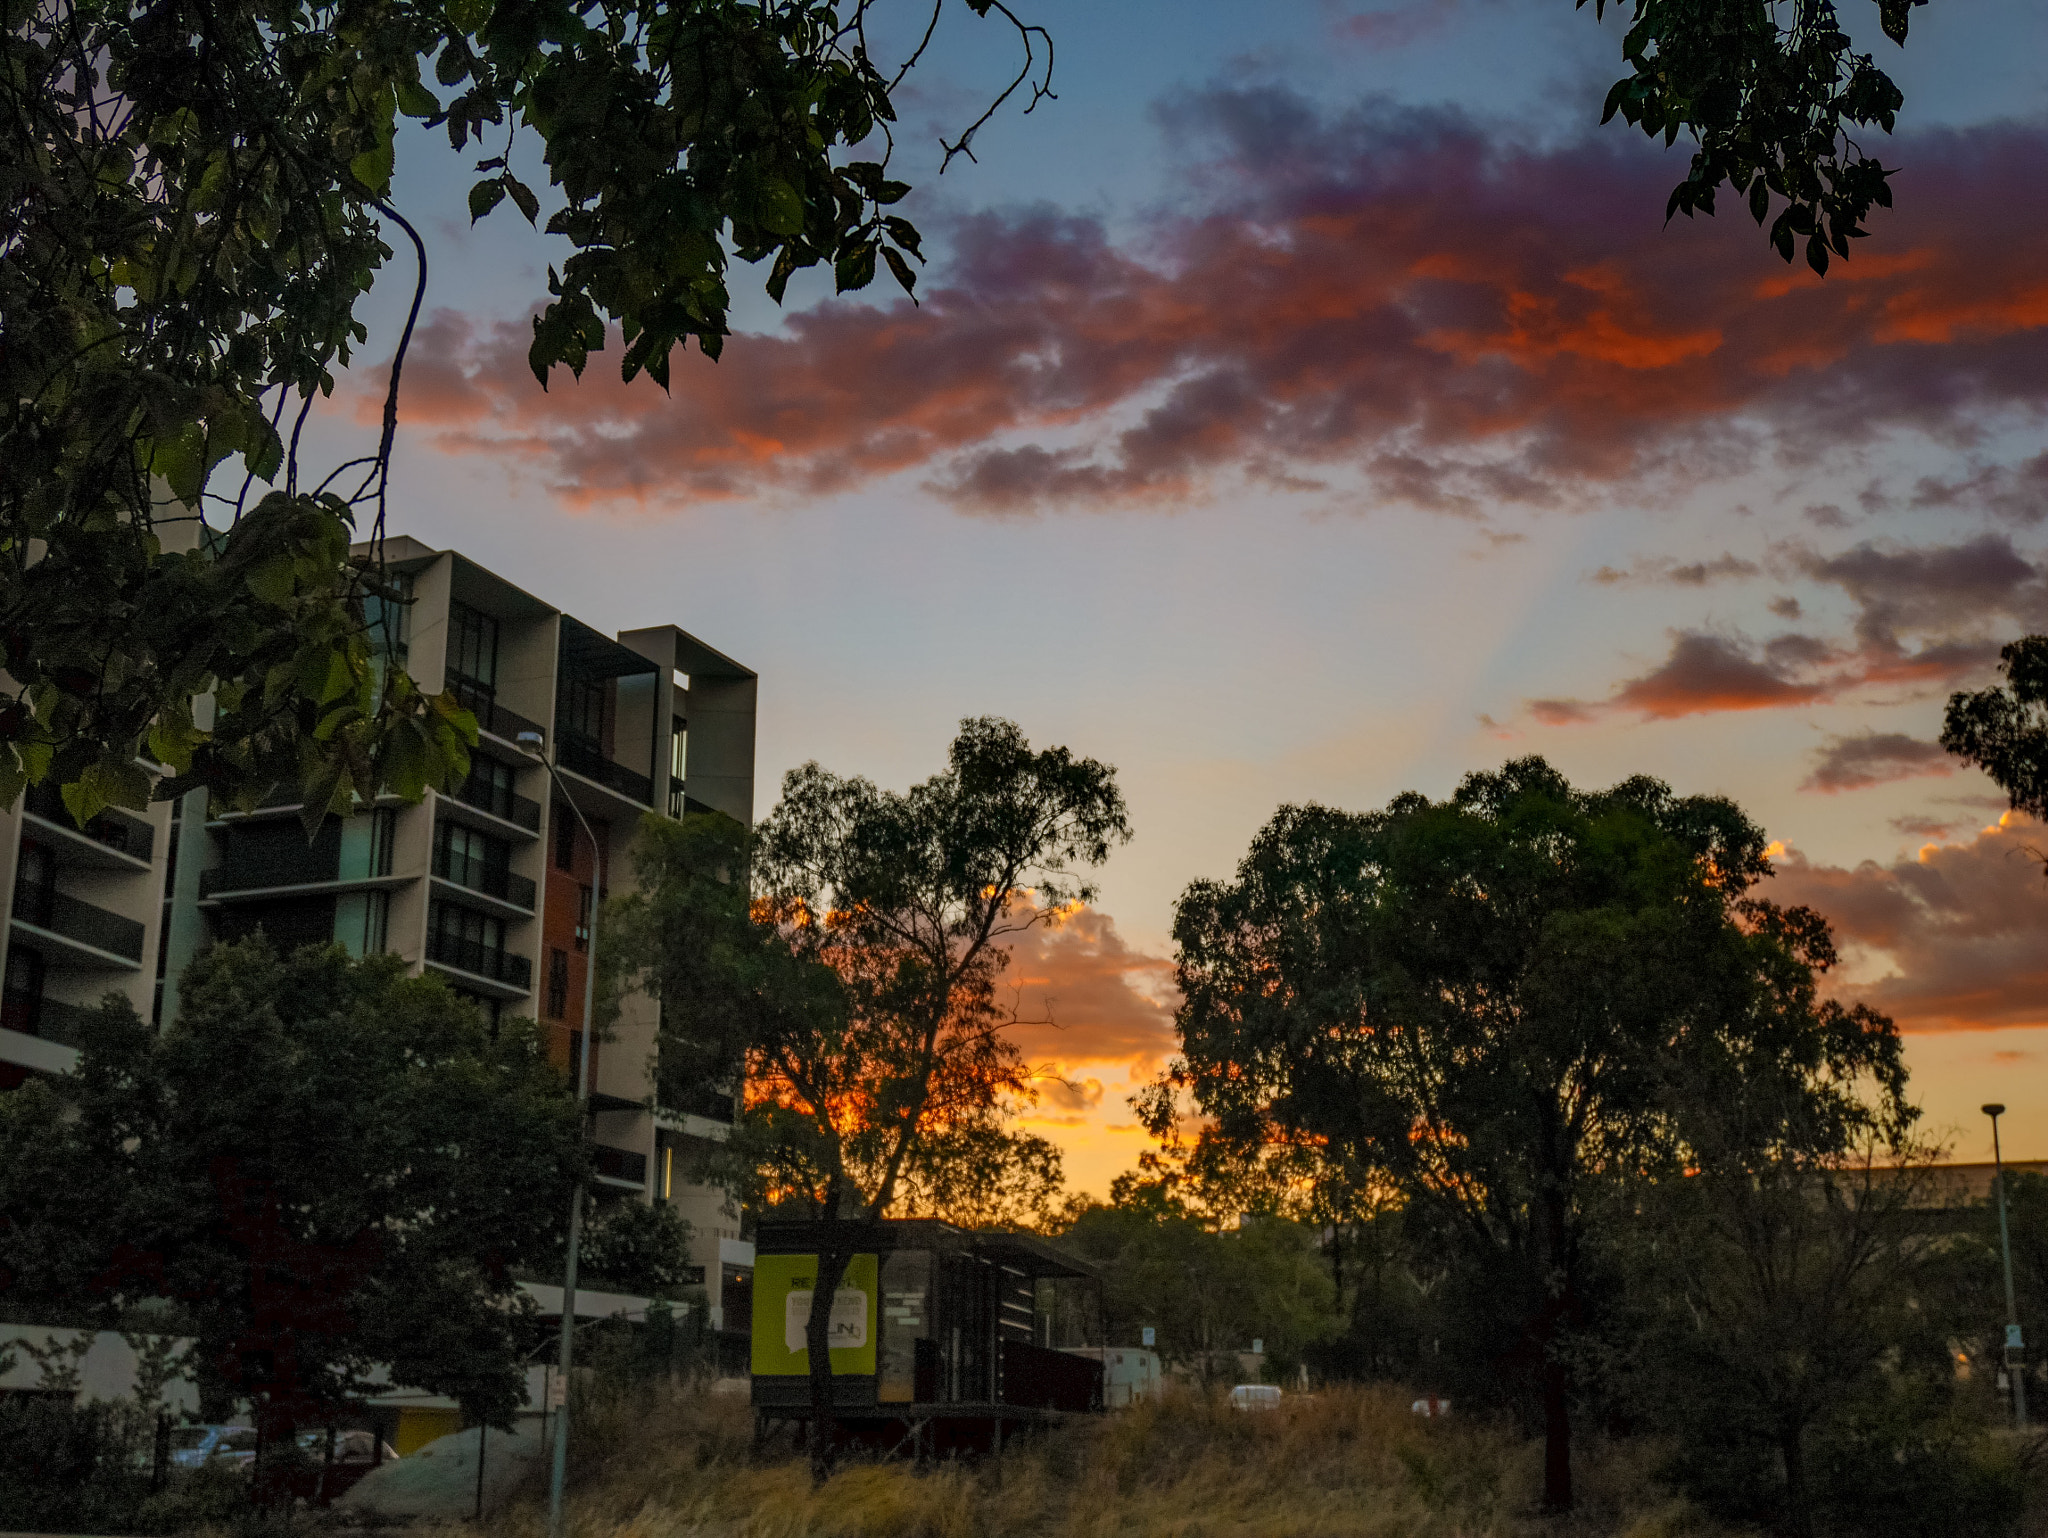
<box><xmin>10</xmin><ymin>882</ymin><xmax>145</xmax><ymax>963</ymax></box>
<box><xmin>424</xmin><ymin>930</ymin><xmax>532</xmax><ymax>990</ymax></box>
<box><xmin>448</xmin><ymin>674</ymin><xmax>548</xmax><ymax>747</ymax></box>
<box><xmin>558</xmin><ymin>733</ymin><xmax>653</xmax><ymax>805</ymax></box>
<box><xmin>666</xmin><ymin>1082</ymin><xmax>736</xmax><ymax>1124</ymax></box>
<box><xmin>592</xmin><ymin>1144</ymin><xmax>648</xmax><ymax>1186</ymax></box>
<box><xmin>432</xmin><ymin>846</ymin><xmax>537</xmax><ymax>911</ymax></box>
<box><xmin>202</xmin><ymin>846</ymin><xmax>337</xmax><ymax>897</ymax></box>
<box><xmin>450</xmin><ymin>771</ymin><xmax>542</xmax><ymax>832</ymax></box>
<box><xmin>24</xmin><ymin>782</ymin><xmax>155</xmax><ymax>863</ymax></box>
<box><xmin>0</xmin><ymin>993</ymin><xmax>97</xmax><ymax>1046</ymax></box>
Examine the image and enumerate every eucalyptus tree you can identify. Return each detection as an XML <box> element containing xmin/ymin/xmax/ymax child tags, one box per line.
<box><xmin>1943</xmin><ymin>637</ymin><xmax>2048</xmax><ymax>822</ymax></box>
<box><xmin>2</xmin><ymin>0</ymin><xmax>1048</xmax><ymax>823</ymax></box>
<box><xmin>607</xmin><ymin>716</ymin><xmax>1127</xmax><ymax>1477</ymax></box>
<box><xmin>1165</xmin><ymin>757</ymin><xmax>1912</xmax><ymax>1511</ymax></box>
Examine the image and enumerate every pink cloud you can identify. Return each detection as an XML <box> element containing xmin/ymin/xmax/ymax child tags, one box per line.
<box><xmin>383</xmin><ymin>94</ymin><xmax>2048</xmax><ymax>514</ymax></box>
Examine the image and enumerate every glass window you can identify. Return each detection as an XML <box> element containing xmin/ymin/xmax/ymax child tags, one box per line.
<box><xmin>575</xmin><ymin>885</ymin><xmax>592</xmax><ymax>951</ymax></box>
<box><xmin>553</xmin><ymin>806</ymin><xmax>575</xmax><ymax>871</ymax></box>
<box><xmin>546</xmin><ymin>948</ymin><xmax>569</xmax><ymax>1017</ymax></box>
<box><xmin>448</xmin><ymin>601</ymin><xmax>499</xmax><ymax>691</ymax></box>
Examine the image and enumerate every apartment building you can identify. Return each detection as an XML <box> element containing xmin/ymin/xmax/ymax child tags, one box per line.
<box><xmin>0</xmin><ymin>536</ymin><xmax>755</xmax><ymax>1289</ymax></box>
<box><xmin>0</xmin><ymin>785</ymin><xmax>175</xmax><ymax>1090</ymax></box>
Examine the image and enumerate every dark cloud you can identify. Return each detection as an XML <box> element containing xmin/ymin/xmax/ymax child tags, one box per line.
<box><xmin>1765</xmin><ymin>818</ymin><xmax>2048</xmax><ymax>1032</ymax></box>
<box><xmin>387</xmin><ymin>95</ymin><xmax>2048</xmax><ymax>513</ymax></box>
<box><xmin>1535</xmin><ymin>534</ymin><xmax>2046</xmax><ymax>723</ymax></box>
<box><xmin>1803</xmin><ymin>732</ymin><xmax>1953</xmax><ymax>793</ymax></box>
<box><xmin>1910</xmin><ymin>451</ymin><xmax>2048</xmax><ymax>523</ymax></box>
<box><xmin>1588</xmin><ymin>554</ymin><xmax>1761</xmax><ymax>586</ymax></box>
<box><xmin>1611</xmin><ymin>632</ymin><xmax>1830</xmax><ymax>718</ymax></box>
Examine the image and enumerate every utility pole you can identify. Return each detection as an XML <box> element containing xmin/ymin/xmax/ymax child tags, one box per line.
<box><xmin>1984</xmin><ymin>1103</ymin><xmax>2028</xmax><ymax>1429</ymax></box>
<box><xmin>521</xmin><ymin>729</ymin><xmax>602</xmax><ymax>1538</ymax></box>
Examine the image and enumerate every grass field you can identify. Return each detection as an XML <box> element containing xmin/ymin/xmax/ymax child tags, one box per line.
<box><xmin>457</xmin><ymin>1382</ymin><xmax>1732</xmax><ymax>1538</ymax></box>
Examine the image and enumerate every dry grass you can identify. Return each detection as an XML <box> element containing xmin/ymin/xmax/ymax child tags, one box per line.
<box><xmin>434</xmin><ymin>1381</ymin><xmax>1731</xmax><ymax>1538</ymax></box>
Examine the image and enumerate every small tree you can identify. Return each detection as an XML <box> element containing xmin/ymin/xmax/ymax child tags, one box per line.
<box><xmin>0</xmin><ymin>938</ymin><xmax>584</xmax><ymax>1457</ymax></box>
<box><xmin>611</xmin><ymin>717</ymin><xmax>1127</xmax><ymax>1476</ymax></box>
<box><xmin>1631</xmin><ymin>1144</ymin><xmax>2021</xmax><ymax>1538</ymax></box>
<box><xmin>1943</xmin><ymin>637</ymin><xmax>2048</xmax><ymax>822</ymax></box>
<box><xmin>1166</xmin><ymin>757</ymin><xmax>1912</xmax><ymax>1511</ymax></box>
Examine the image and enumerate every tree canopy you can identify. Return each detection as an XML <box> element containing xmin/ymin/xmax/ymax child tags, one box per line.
<box><xmin>1163</xmin><ymin>757</ymin><xmax>1912</xmax><ymax>1510</ymax></box>
<box><xmin>2</xmin><ymin>0</ymin><xmax>1046</xmax><ymax>822</ymax></box>
<box><xmin>1585</xmin><ymin>0</ymin><xmax>1928</xmax><ymax>273</ymax></box>
<box><xmin>608</xmin><ymin>716</ymin><xmax>1126</xmax><ymax>1474</ymax></box>
<box><xmin>0</xmin><ymin>938</ymin><xmax>585</xmax><ymax>1434</ymax></box>
<box><xmin>1943</xmin><ymin>637</ymin><xmax>2048</xmax><ymax>824</ymax></box>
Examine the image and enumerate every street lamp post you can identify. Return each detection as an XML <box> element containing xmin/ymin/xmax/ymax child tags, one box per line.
<box><xmin>518</xmin><ymin>729</ymin><xmax>601</xmax><ymax>1538</ymax></box>
<box><xmin>1984</xmin><ymin>1103</ymin><xmax>2028</xmax><ymax>1429</ymax></box>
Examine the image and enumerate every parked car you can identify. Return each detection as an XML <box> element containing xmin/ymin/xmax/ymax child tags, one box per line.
<box><xmin>1229</xmin><ymin>1384</ymin><xmax>1283</xmax><ymax>1411</ymax></box>
<box><xmin>166</xmin><ymin>1424</ymin><xmax>261</xmax><ymax>1469</ymax></box>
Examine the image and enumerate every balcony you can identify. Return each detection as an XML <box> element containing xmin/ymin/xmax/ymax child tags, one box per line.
<box><xmin>431</xmin><ymin>845</ymin><xmax>537</xmax><ymax>912</ymax></box>
<box><xmin>24</xmin><ymin>782</ymin><xmax>155</xmax><ymax>865</ymax></box>
<box><xmin>592</xmin><ymin>1144</ymin><xmax>648</xmax><ymax>1187</ymax></box>
<box><xmin>449</xmin><ymin>771</ymin><xmax>542</xmax><ymax>833</ymax></box>
<box><xmin>0</xmin><ymin>993</ymin><xmax>98</xmax><ymax>1047</ymax></box>
<box><xmin>665</xmin><ymin>1081</ymin><xmax>736</xmax><ymax>1125</ymax></box>
<box><xmin>10</xmin><ymin>882</ymin><xmax>145</xmax><ymax>965</ymax></box>
<box><xmin>558</xmin><ymin>733</ymin><xmax>654</xmax><ymax>805</ymax></box>
<box><xmin>448</xmin><ymin>674</ymin><xmax>548</xmax><ymax>749</ymax></box>
<box><xmin>424</xmin><ymin>930</ymin><xmax>532</xmax><ymax>991</ymax></box>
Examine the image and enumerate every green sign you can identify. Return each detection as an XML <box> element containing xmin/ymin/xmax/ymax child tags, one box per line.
<box><xmin>750</xmin><ymin>1253</ymin><xmax>879</xmax><ymax>1377</ymax></box>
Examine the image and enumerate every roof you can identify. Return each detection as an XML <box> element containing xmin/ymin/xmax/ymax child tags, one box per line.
<box><xmin>752</xmin><ymin>1219</ymin><xmax>1102</xmax><ymax>1281</ymax></box>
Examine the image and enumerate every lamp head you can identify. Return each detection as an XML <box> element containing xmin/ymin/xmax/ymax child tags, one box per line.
<box><xmin>1985</xmin><ymin>1104</ymin><xmax>2007</xmax><ymax>1119</ymax></box>
<box><xmin>515</xmin><ymin>729</ymin><xmax>546</xmax><ymax>754</ymax></box>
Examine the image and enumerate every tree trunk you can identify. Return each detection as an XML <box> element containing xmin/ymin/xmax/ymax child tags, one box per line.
<box><xmin>1779</xmin><ymin>1420</ymin><xmax>1812</xmax><ymax>1538</ymax></box>
<box><xmin>1541</xmin><ymin>1351</ymin><xmax>1572</xmax><ymax>1512</ymax></box>
<box><xmin>804</xmin><ymin>1227</ymin><xmax>852</xmax><ymax>1485</ymax></box>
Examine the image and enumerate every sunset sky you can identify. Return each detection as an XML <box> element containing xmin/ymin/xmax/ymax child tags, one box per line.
<box><xmin>306</xmin><ymin>0</ymin><xmax>2048</xmax><ymax>1194</ymax></box>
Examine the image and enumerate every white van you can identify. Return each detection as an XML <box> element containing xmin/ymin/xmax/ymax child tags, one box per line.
<box><xmin>1229</xmin><ymin>1384</ymin><xmax>1282</xmax><ymax>1412</ymax></box>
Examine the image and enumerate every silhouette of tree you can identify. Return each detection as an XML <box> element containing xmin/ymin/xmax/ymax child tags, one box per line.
<box><xmin>1164</xmin><ymin>757</ymin><xmax>1912</xmax><ymax>1512</ymax></box>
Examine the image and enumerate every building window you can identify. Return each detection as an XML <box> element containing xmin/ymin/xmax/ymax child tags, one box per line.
<box><xmin>448</xmin><ymin>601</ymin><xmax>500</xmax><ymax>694</ymax></box>
<box><xmin>435</xmin><ymin>818</ymin><xmax>509</xmax><ymax>889</ymax></box>
<box><xmin>431</xmin><ymin>901</ymin><xmax>505</xmax><ymax>957</ymax></box>
<box><xmin>364</xmin><ymin>572</ymin><xmax>415</xmax><ymax>667</ymax></box>
<box><xmin>553</xmin><ymin>806</ymin><xmax>575</xmax><ymax>871</ymax></box>
<box><xmin>575</xmin><ymin>884</ymin><xmax>592</xmax><ymax>952</ymax></box>
<box><xmin>2</xmin><ymin>946</ymin><xmax>46</xmax><ymax>1035</ymax></box>
<box><xmin>668</xmin><ymin>716</ymin><xmax>687</xmax><ymax>818</ymax></box>
<box><xmin>568</xmin><ymin>1029</ymin><xmax>585</xmax><ymax>1094</ymax></box>
<box><xmin>546</xmin><ymin>948</ymin><xmax>569</xmax><ymax>1018</ymax></box>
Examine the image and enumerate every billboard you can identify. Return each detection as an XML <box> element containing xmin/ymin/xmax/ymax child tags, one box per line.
<box><xmin>750</xmin><ymin>1252</ymin><xmax>879</xmax><ymax>1376</ymax></box>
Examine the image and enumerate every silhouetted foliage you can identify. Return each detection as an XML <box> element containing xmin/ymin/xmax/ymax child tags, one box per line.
<box><xmin>1162</xmin><ymin>757</ymin><xmax>1913</xmax><ymax>1511</ymax></box>
<box><xmin>1944</xmin><ymin>637</ymin><xmax>2048</xmax><ymax>824</ymax></box>
<box><xmin>1584</xmin><ymin>0</ymin><xmax>1925</xmax><ymax>273</ymax></box>
<box><xmin>2</xmin><ymin>0</ymin><xmax>1047</xmax><ymax>818</ymax></box>
<box><xmin>0</xmin><ymin>939</ymin><xmax>584</xmax><ymax>1442</ymax></box>
<box><xmin>609</xmin><ymin>717</ymin><xmax>1128</xmax><ymax>1477</ymax></box>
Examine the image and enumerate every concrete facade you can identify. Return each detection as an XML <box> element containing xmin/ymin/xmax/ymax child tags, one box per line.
<box><xmin>1</xmin><ymin>535</ymin><xmax>756</xmax><ymax>1289</ymax></box>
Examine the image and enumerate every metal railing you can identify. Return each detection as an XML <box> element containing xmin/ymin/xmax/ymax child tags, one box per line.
<box><xmin>557</xmin><ymin>734</ymin><xmax>653</xmax><ymax>805</ymax></box>
<box><xmin>24</xmin><ymin>782</ymin><xmax>156</xmax><ymax>863</ymax></box>
<box><xmin>10</xmin><ymin>882</ymin><xmax>145</xmax><ymax>962</ymax></box>
<box><xmin>0</xmin><ymin>993</ymin><xmax>97</xmax><ymax>1046</ymax></box>
<box><xmin>432</xmin><ymin>846</ymin><xmax>537</xmax><ymax>911</ymax></box>
<box><xmin>450</xmin><ymin>771</ymin><xmax>542</xmax><ymax>832</ymax></box>
<box><xmin>201</xmin><ymin>846</ymin><xmax>337</xmax><ymax>897</ymax></box>
<box><xmin>424</xmin><ymin>930</ymin><xmax>532</xmax><ymax>990</ymax></box>
<box><xmin>591</xmin><ymin>1144</ymin><xmax>648</xmax><ymax>1185</ymax></box>
<box><xmin>449</xmin><ymin>674</ymin><xmax>549</xmax><ymax>747</ymax></box>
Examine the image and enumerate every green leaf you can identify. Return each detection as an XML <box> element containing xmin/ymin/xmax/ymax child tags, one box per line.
<box><xmin>883</xmin><ymin>246</ymin><xmax>917</xmax><ymax>298</ymax></box>
<box><xmin>469</xmin><ymin>179</ymin><xmax>508</xmax><ymax>221</ymax></box>
<box><xmin>446</xmin><ymin>0</ymin><xmax>494</xmax><ymax>32</ymax></box>
<box><xmin>397</xmin><ymin>78</ymin><xmax>441</xmax><ymax>119</ymax></box>
<box><xmin>351</xmin><ymin>138</ymin><xmax>396</xmax><ymax>195</ymax></box>
<box><xmin>758</xmin><ymin>178</ymin><xmax>805</xmax><ymax>237</ymax></box>
<box><xmin>504</xmin><ymin>175</ymin><xmax>539</xmax><ymax>225</ymax></box>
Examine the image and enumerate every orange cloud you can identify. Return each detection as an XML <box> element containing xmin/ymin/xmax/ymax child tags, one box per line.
<box><xmin>381</xmin><ymin>96</ymin><xmax>2048</xmax><ymax>515</ymax></box>
<box><xmin>1764</xmin><ymin>815</ymin><xmax>2048</xmax><ymax>1032</ymax></box>
<box><xmin>994</xmin><ymin>900</ymin><xmax>1179</xmax><ymax>1077</ymax></box>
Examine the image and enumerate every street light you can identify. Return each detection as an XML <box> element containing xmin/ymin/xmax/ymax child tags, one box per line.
<box><xmin>1984</xmin><ymin>1102</ymin><xmax>2028</xmax><ymax>1429</ymax></box>
<box><xmin>517</xmin><ymin>728</ymin><xmax>600</xmax><ymax>1538</ymax></box>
